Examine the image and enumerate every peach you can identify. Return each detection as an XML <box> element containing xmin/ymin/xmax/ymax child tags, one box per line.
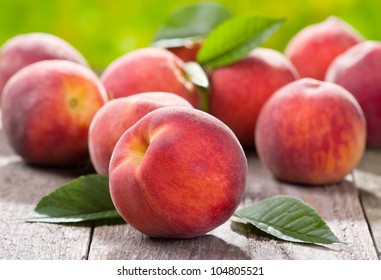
<box><xmin>326</xmin><ymin>41</ymin><xmax>381</xmax><ymax>147</ymax></box>
<box><xmin>167</xmin><ymin>40</ymin><xmax>202</xmax><ymax>62</ymax></box>
<box><xmin>0</xmin><ymin>32</ymin><xmax>88</xmax><ymax>98</ymax></box>
<box><xmin>89</xmin><ymin>92</ymin><xmax>192</xmax><ymax>175</ymax></box>
<box><xmin>255</xmin><ymin>78</ymin><xmax>366</xmax><ymax>185</ymax></box>
<box><xmin>285</xmin><ymin>16</ymin><xmax>363</xmax><ymax>80</ymax></box>
<box><xmin>109</xmin><ymin>107</ymin><xmax>247</xmax><ymax>238</ymax></box>
<box><xmin>1</xmin><ymin>60</ymin><xmax>108</xmax><ymax>167</ymax></box>
<box><xmin>101</xmin><ymin>47</ymin><xmax>200</xmax><ymax>108</ymax></box>
<box><xmin>208</xmin><ymin>48</ymin><xmax>299</xmax><ymax>148</ymax></box>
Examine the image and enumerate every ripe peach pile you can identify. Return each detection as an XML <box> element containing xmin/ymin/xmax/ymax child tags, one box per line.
<box><xmin>0</xmin><ymin>16</ymin><xmax>379</xmax><ymax>237</ymax></box>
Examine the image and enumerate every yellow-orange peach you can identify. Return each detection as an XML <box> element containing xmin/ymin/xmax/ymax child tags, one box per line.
<box><xmin>88</xmin><ymin>92</ymin><xmax>192</xmax><ymax>174</ymax></box>
<box><xmin>109</xmin><ymin>107</ymin><xmax>247</xmax><ymax>238</ymax></box>
<box><xmin>1</xmin><ymin>60</ymin><xmax>107</xmax><ymax>166</ymax></box>
<box><xmin>255</xmin><ymin>78</ymin><xmax>366</xmax><ymax>185</ymax></box>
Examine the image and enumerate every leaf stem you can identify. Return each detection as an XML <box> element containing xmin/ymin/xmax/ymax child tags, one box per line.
<box><xmin>199</xmin><ymin>86</ymin><xmax>210</xmax><ymax>112</ymax></box>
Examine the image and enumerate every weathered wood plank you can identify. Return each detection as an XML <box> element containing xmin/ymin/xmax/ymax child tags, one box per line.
<box><xmin>0</xmin><ymin>129</ymin><xmax>92</xmax><ymax>260</ymax></box>
<box><xmin>88</xmin><ymin>219</ymin><xmax>251</xmax><ymax>260</ymax></box>
<box><xmin>1</xmin><ymin>116</ymin><xmax>379</xmax><ymax>260</ymax></box>
<box><xmin>88</xmin><ymin>153</ymin><xmax>378</xmax><ymax>260</ymax></box>
<box><xmin>355</xmin><ymin>149</ymin><xmax>381</xmax><ymax>258</ymax></box>
<box><xmin>243</xmin><ymin>155</ymin><xmax>377</xmax><ymax>259</ymax></box>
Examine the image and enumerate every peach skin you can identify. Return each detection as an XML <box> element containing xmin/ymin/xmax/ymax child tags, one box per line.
<box><xmin>285</xmin><ymin>16</ymin><xmax>363</xmax><ymax>80</ymax></box>
<box><xmin>1</xmin><ymin>60</ymin><xmax>108</xmax><ymax>167</ymax></box>
<box><xmin>88</xmin><ymin>92</ymin><xmax>192</xmax><ymax>175</ymax></box>
<box><xmin>101</xmin><ymin>47</ymin><xmax>200</xmax><ymax>108</ymax></box>
<box><xmin>209</xmin><ymin>48</ymin><xmax>299</xmax><ymax>148</ymax></box>
<box><xmin>109</xmin><ymin>107</ymin><xmax>247</xmax><ymax>238</ymax></box>
<box><xmin>255</xmin><ymin>78</ymin><xmax>366</xmax><ymax>185</ymax></box>
<box><xmin>326</xmin><ymin>41</ymin><xmax>381</xmax><ymax>147</ymax></box>
<box><xmin>0</xmin><ymin>32</ymin><xmax>88</xmax><ymax>98</ymax></box>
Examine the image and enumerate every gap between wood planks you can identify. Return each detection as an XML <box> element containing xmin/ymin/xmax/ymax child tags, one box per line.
<box><xmin>84</xmin><ymin>222</ymin><xmax>96</xmax><ymax>260</ymax></box>
<box><xmin>355</xmin><ymin>176</ymin><xmax>381</xmax><ymax>259</ymax></box>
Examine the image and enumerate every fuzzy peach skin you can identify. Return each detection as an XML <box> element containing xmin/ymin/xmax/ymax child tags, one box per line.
<box><xmin>89</xmin><ymin>92</ymin><xmax>192</xmax><ymax>175</ymax></box>
<box><xmin>285</xmin><ymin>16</ymin><xmax>363</xmax><ymax>80</ymax></box>
<box><xmin>0</xmin><ymin>32</ymin><xmax>88</xmax><ymax>98</ymax></box>
<box><xmin>326</xmin><ymin>41</ymin><xmax>381</xmax><ymax>147</ymax></box>
<box><xmin>101</xmin><ymin>47</ymin><xmax>200</xmax><ymax>108</ymax></box>
<box><xmin>1</xmin><ymin>60</ymin><xmax>108</xmax><ymax>166</ymax></box>
<box><xmin>255</xmin><ymin>78</ymin><xmax>366</xmax><ymax>185</ymax></box>
<box><xmin>109</xmin><ymin>107</ymin><xmax>247</xmax><ymax>238</ymax></box>
<box><xmin>209</xmin><ymin>48</ymin><xmax>299</xmax><ymax>148</ymax></box>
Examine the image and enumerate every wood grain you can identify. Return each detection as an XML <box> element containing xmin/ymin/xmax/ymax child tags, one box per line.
<box><xmin>88</xmin><ymin>152</ymin><xmax>378</xmax><ymax>260</ymax></box>
<box><xmin>0</xmin><ymin>130</ymin><xmax>92</xmax><ymax>260</ymax></box>
<box><xmin>355</xmin><ymin>149</ymin><xmax>381</xmax><ymax>258</ymax></box>
<box><xmin>242</xmin><ymin>155</ymin><xmax>377</xmax><ymax>259</ymax></box>
<box><xmin>88</xmin><ymin>219</ymin><xmax>251</xmax><ymax>260</ymax></box>
<box><xmin>0</xmin><ymin>123</ymin><xmax>379</xmax><ymax>260</ymax></box>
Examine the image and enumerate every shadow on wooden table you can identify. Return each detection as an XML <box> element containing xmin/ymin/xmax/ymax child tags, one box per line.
<box><xmin>89</xmin><ymin>219</ymin><xmax>251</xmax><ymax>260</ymax></box>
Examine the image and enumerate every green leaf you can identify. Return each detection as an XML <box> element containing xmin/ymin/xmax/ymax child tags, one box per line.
<box><xmin>234</xmin><ymin>195</ymin><xmax>342</xmax><ymax>245</ymax></box>
<box><xmin>197</xmin><ymin>16</ymin><xmax>285</xmax><ymax>69</ymax></box>
<box><xmin>25</xmin><ymin>174</ymin><xmax>122</xmax><ymax>223</ymax></box>
<box><xmin>153</xmin><ymin>3</ymin><xmax>232</xmax><ymax>48</ymax></box>
<box><xmin>184</xmin><ymin>61</ymin><xmax>210</xmax><ymax>112</ymax></box>
<box><xmin>184</xmin><ymin>62</ymin><xmax>209</xmax><ymax>88</ymax></box>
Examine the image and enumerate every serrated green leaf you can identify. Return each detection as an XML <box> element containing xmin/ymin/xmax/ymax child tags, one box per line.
<box><xmin>197</xmin><ymin>16</ymin><xmax>285</xmax><ymax>69</ymax></box>
<box><xmin>25</xmin><ymin>174</ymin><xmax>122</xmax><ymax>223</ymax></box>
<box><xmin>234</xmin><ymin>195</ymin><xmax>342</xmax><ymax>245</ymax></box>
<box><xmin>153</xmin><ymin>3</ymin><xmax>232</xmax><ymax>48</ymax></box>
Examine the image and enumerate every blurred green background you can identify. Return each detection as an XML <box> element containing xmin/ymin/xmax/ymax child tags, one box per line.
<box><xmin>0</xmin><ymin>0</ymin><xmax>379</xmax><ymax>69</ymax></box>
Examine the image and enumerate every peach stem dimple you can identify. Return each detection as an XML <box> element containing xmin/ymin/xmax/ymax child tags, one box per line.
<box><xmin>69</xmin><ymin>98</ymin><xmax>78</xmax><ymax>108</ymax></box>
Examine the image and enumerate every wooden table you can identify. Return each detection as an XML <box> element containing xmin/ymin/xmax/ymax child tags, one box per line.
<box><xmin>0</xmin><ymin>121</ymin><xmax>380</xmax><ymax>260</ymax></box>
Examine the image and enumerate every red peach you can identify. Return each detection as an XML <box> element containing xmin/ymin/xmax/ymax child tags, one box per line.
<box><xmin>255</xmin><ymin>78</ymin><xmax>366</xmax><ymax>185</ymax></box>
<box><xmin>209</xmin><ymin>48</ymin><xmax>299</xmax><ymax>148</ymax></box>
<box><xmin>89</xmin><ymin>92</ymin><xmax>192</xmax><ymax>175</ymax></box>
<box><xmin>0</xmin><ymin>32</ymin><xmax>88</xmax><ymax>98</ymax></box>
<box><xmin>285</xmin><ymin>16</ymin><xmax>363</xmax><ymax>80</ymax></box>
<box><xmin>101</xmin><ymin>47</ymin><xmax>200</xmax><ymax>108</ymax></box>
<box><xmin>167</xmin><ymin>40</ymin><xmax>202</xmax><ymax>62</ymax></box>
<box><xmin>109</xmin><ymin>107</ymin><xmax>247</xmax><ymax>238</ymax></box>
<box><xmin>326</xmin><ymin>41</ymin><xmax>381</xmax><ymax>147</ymax></box>
<box><xmin>1</xmin><ymin>60</ymin><xmax>108</xmax><ymax>166</ymax></box>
